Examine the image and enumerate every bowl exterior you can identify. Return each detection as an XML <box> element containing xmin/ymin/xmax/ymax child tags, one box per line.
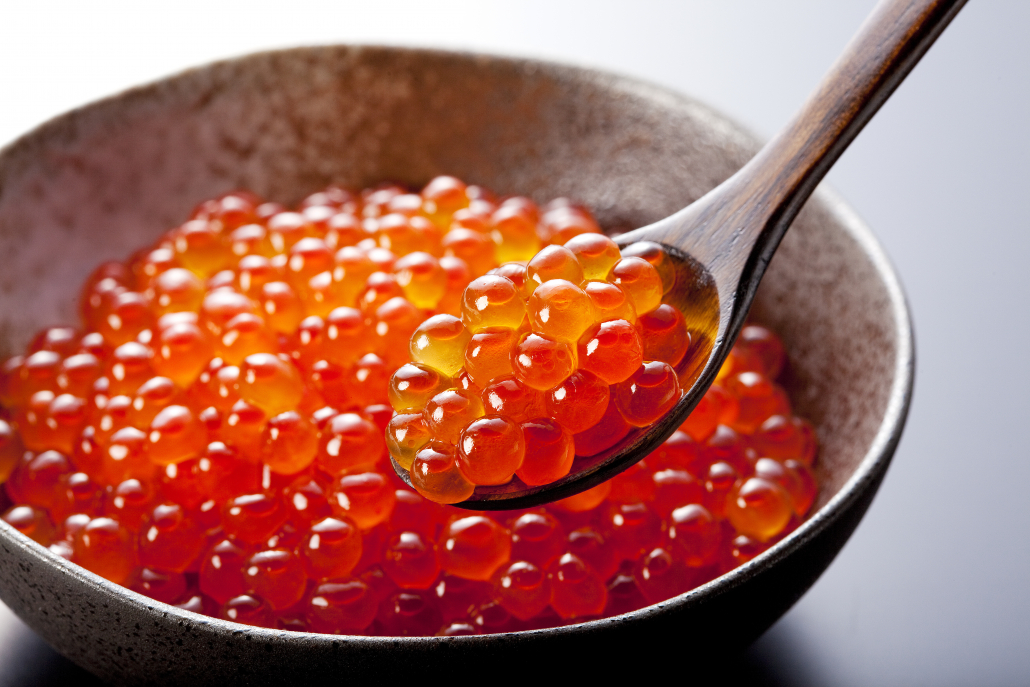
<box><xmin>0</xmin><ymin>46</ymin><xmax>913</xmax><ymax>683</ymax></box>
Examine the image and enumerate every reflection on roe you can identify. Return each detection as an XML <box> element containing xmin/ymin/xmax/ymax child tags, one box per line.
<box><xmin>0</xmin><ymin>176</ymin><xmax>818</xmax><ymax>636</ymax></box>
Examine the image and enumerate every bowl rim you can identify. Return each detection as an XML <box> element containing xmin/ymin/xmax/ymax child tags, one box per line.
<box><xmin>0</xmin><ymin>43</ymin><xmax>915</xmax><ymax>644</ymax></box>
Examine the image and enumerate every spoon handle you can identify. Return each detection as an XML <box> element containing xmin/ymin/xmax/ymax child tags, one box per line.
<box><xmin>644</xmin><ymin>0</ymin><xmax>965</xmax><ymax>297</ymax></box>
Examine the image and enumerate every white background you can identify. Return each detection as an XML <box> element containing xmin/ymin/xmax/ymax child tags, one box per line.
<box><xmin>1</xmin><ymin>2</ymin><xmax>1028</xmax><ymax>684</ymax></box>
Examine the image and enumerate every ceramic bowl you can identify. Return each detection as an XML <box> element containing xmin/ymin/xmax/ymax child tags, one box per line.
<box><xmin>0</xmin><ymin>45</ymin><xmax>913</xmax><ymax>684</ymax></box>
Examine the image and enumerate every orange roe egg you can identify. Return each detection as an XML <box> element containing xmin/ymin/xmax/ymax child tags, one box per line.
<box><xmin>527</xmin><ymin>279</ymin><xmax>594</xmax><ymax>343</ymax></box>
<box><xmin>422</xmin><ymin>176</ymin><xmax>469</xmax><ymax>226</ymax></box>
<box><xmin>703</xmin><ymin>460</ymin><xmax>739</xmax><ymax>519</ymax></box>
<box><xmin>221</xmin><ymin>595</ymin><xmax>275</xmax><ymax>628</ymax></box>
<box><xmin>619</xmin><ymin>241</ymin><xmax>675</xmax><ymax>294</ymax></box>
<box><xmin>614</xmin><ymin>361</ymin><xmax>681</xmax><ymax>427</ymax></box>
<box><xmin>457</xmin><ymin>416</ymin><xmax>525</xmax><ymax>486</ymax></box>
<box><xmin>583</xmin><ymin>281</ymin><xmax>636</xmax><ymax>324</ymax></box>
<box><xmin>389</xmin><ymin>363</ymin><xmax>452</xmax><ymax>413</ymax></box>
<box><xmin>107</xmin><ymin>342</ymin><xmax>155</xmax><ymax>396</ymax></box>
<box><xmin>494</xmin><ymin>560</ymin><xmax>550</xmax><ymax>621</ymax></box>
<box><xmin>222</xmin><ymin>492</ymin><xmax>287</xmax><ymax>545</ymax></box>
<box><xmin>237</xmin><ymin>255</ymin><xmax>280</xmax><ymax>295</ymax></box>
<box><xmin>199</xmin><ymin>539</ymin><xmax>250</xmax><ymax>604</ymax></box>
<box><xmin>72</xmin><ymin>516</ymin><xmax>137</xmax><ymax>585</ymax></box>
<box><xmin>608</xmin><ymin>257</ymin><xmax>663</xmax><ymax>315</ymax></box>
<box><xmin>2</xmin><ymin>504</ymin><xmax>55</xmax><ymax>545</ymax></box>
<box><xmin>153</xmin><ymin>321</ymin><xmax>213</xmax><ymax>387</ymax></box>
<box><xmin>138</xmin><ymin>503</ymin><xmax>205</xmax><ymax>573</ymax></box>
<box><xmin>634</xmin><ymin>547</ymin><xmax>689</xmax><ymax>604</ymax></box>
<box><xmin>512</xmin><ymin>333</ymin><xmax>575</xmax><ymax>391</ymax></box>
<box><xmin>434</xmin><ymin>256</ymin><xmax>471</xmax><ymax>317</ymax></box>
<box><xmin>103</xmin><ymin>427</ymin><xmax>155</xmax><ymax>485</ymax></box>
<box><xmin>725</xmin><ymin>371</ymin><xmax>791</xmax><ymax>434</ymax></box>
<box><xmin>439</xmin><ymin>516</ymin><xmax>510</xmax><ymax>581</ymax></box>
<box><xmin>385</xmin><ymin>413</ymin><xmax>432</xmax><ymax>471</ymax></box>
<box><xmin>220</xmin><ymin>400</ymin><xmax>266</xmax><ymax>459</ymax></box>
<box><xmin>539</xmin><ymin>203</ymin><xmax>602</xmax><ymax>245</ymax></box>
<box><xmin>679</xmin><ymin>383</ymin><xmax>735</xmax><ymax>441</ymax></box>
<box><xmin>328</xmin><ymin>472</ymin><xmax>396</xmax><ymax>530</ymax></box>
<box><xmin>737</xmin><ymin>324</ymin><xmax>786</xmax><ymax>378</ymax></box>
<box><xmin>393</xmin><ymin>252</ymin><xmax>447</xmax><ymax>309</ymax></box>
<box><xmin>148</xmin><ymin>405</ymin><xmax>207</xmax><ymax>465</ymax></box>
<box><xmin>651</xmin><ymin>469</ymin><xmax>705</xmax><ymax>518</ymax></box>
<box><xmin>200</xmin><ymin>289</ymin><xmax>257</xmax><ymax>338</ymax></box>
<box><xmin>463</xmin><ymin>328</ymin><xmax>516</xmax><ymax>388</ymax></box>
<box><xmin>410</xmin><ymin>443</ymin><xmax>475</xmax><ymax>505</ymax></box>
<box><xmin>752</xmin><ymin>414</ymin><xmax>817</xmax><ymax>465</ymax></box>
<box><xmin>319</xmin><ymin>412</ymin><xmax>385</xmax><ymax>475</ymax></box>
<box><xmin>443</xmin><ymin>229</ymin><xmax>494</xmax><ymax>277</ymax></box>
<box><xmin>57</xmin><ymin>352</ymin><xmax>102</xmax><ymax>398</ymax></box>
<box><xmin>375</xmin><ymin>214</ymin><xmax>426</xmax><ymax>255</ymax></box>
<box><xmin>307</xmin><ymin>579</ymin><xmax>378</xmax><ymax>634</ymax></box>
<box><xmin>461</xmin><ymin>275</ymin><xmax>525</xmax><ymax>332</ymax></box>
<box><xmin>549</xmin><ymin>553</ymin><xmax>606</xmax><ymax>619</ymax></box>
<box><xmin>564</xmin><ymin>233</ymin><xmax>621</xmax><ymax>281</ymax></box>
<box><xmin>409</xmin><ymin>314</ymin><xmax>470</xmax><ymax>378</ymax></box>
<box><xmin>287</xmin><ymin>237</ymin><xmax>334</xmax><ymax>284</ymax></box>
<box><xmin>546</xmin><ymin>369</ymin><xmax>610</xmax><ymax>434</ymax></box>
<box><xmin>97</xmin><ymin>291</ymin><xmax>154</xmax><ymax>346</ymax></box>
<box><xmin>348</xmin><ymin>353</ymin><xmax>391</xmax><ymax>407</ymax></box>
<box><xmin>753</xmin><ymin>457</ymin><xmax>805</xmax><ymax>513</ymax></box>
<box><xmin>149</xmin><ymin>268</ymin><xmax>205</xmax><ymax>315</ymax></box>
<box><xmin>725</xmin><ymin>477</ymin><xmax>794</xmax><ymax>543</ymax></box>
<box><xmin>480</xmin><ymin>376</ymin><xmax>546</xmax><ymax>423</ymax></box>
<box><xmin>516</xmin><ymin>418</ymin><xmax>575</xmax><ymax>486</ymax></box>
<box><xmin>526</xmin><ymin>245</ymin><xmax>583</xmax><ymax>291</ymax></box>
<box><xmin>244</xmin><ymin>548</ymin><xmax>308</xmax><ymax>610</ymax></box>
<box><xmin>601</xmin><ymin>502</ymin><xmax>663</xmax><ymax>562</ymax></box>
<box><xmin>374</xmin><ymin>297</ymin><xmax>422</xmax><ymax>368</ymax></box>
<box><xmin>565</xmin><ymin>525</ymin><xmax>617</xmax><ymax>579</ymax></box>
<box><xmin>637</xmin><ymin>304</ymin><xmax>689</xmax><ymax>366</ymax></box>
<box><xmin>258</xmin><ymin>281</ymin><xmax>305</xmax><ymax>335</ymax></box>
<box><xmin>260</xmin><ymin>411</ymin><xmax>318</xmax><ymax>475</ymax></box>
<box><xmin>424</xmin><ymin>388</ymin><xmax>485</xmax><ymax>445</ymax></box>
<box><xmin>576</xmin><ymin>319</ymin><xmax>643</xmax><ymax>385</ymax></box>
<box><xmin>358</xmin><ymin>271</ymin><xmax>404</xmax><ymax>314</ymax></box>
<box><xmin>377</xmin><ymin>590</ymin><xmax>443</xmax><ymax>637</ymax></box>
<box><xmin>301</xmin><ymin>516</ymin><xmax>363</xmax><ymax>580</ymax></box>
<box><xmin>131</xmin><ymin>248</ymin><xmax>178</xmax><ymax>288</ymax></box>
<box><xmin>509</xmin><ymin>512</ymin><xmax>565</xmax><ymax>569</ymax></box>
<box><xmin>128</xmin><ymin>376</ymin><xmax>179</xmax><ymax>428</ymax></box>
<box><xmin>383</xmin><ymin>531</ymin><xmax>440</xmax><ymax>590</ymax></box>
<box><xmin>32</xmin><ymin>393</ymin><xmax>87</xmax><ymax>456</ymax></box>
<box><xmin>784</xmin><ymin>459</ymin><xmax>817</xmax><ymax>516</ymax></box>
<box><xmin>321</xmin><ymin>306</ymin><xmax>367</xmax><ymax>368</ymax></box>
<box><xmin>572</xmin><ymin>396</ymin><xmax>632</xmax><ymax>457</ymax></box>
<box><xmin>230</xmin><ymin>224</ymin><xmax>274</xmax><ymax>259</ymax></box>
<box><xmin>238</xmin><ymin>353</ymin><xmax>303</xmax><ymax>416</ymax></box>
<box><xmin>490</xmin><ymin>204</ymin><xmax>540</xmax><ymax>263</ymax></box>
<box><xmin>267</xmin><ymin>212</ymin><xmax>314</xmax><ymax>253</ymax></box>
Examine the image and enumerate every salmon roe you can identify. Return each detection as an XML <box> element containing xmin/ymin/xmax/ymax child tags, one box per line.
<box><xmin>0</xmin><ymin>177</ymin><xmax>819</xmax><ymax>637</ymax></box>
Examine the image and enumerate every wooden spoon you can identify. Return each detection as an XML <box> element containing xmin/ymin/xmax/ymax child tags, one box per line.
<box><xmin>393</xmin><ymin>0</ymin><xmax>965</xmax><ymax>509</ymax></box>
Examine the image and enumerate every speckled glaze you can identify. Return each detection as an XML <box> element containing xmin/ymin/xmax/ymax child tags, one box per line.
<box><xmin>0</xmin><ymin>46</ymin><xmax>913</xmax><ymax>684</ymax></box>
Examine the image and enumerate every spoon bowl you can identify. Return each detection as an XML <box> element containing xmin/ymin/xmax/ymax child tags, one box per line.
<box><xmin>0</xmin><ymin>43</ymin><xmax>913</xmax><ymax>683</ymax></box>
<box><xmin>394</xmin><ymin>246</ymin><xmax>721</xmax><ymax>507</ymax></box>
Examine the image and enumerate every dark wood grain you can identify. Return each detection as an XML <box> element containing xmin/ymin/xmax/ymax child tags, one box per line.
<box><xmin>459</xmin><ymin>0</ymin><xmax>964</xmax><ymax>509</ymax></box>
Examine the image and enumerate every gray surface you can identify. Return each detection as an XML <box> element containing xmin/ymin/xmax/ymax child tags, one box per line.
<box><xmin>0</xmin><ymin>1</ymin><xmax>1026</xmax><ymax>685</ymax></box>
